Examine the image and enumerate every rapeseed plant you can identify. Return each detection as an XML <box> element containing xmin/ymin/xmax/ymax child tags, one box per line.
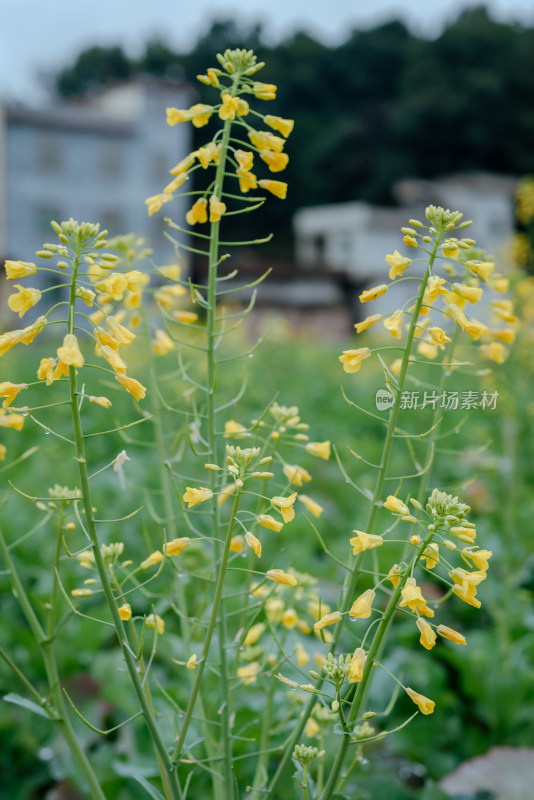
<box><xmin>0</xmin><ymin>48</ymin><xmax>514</xmax><ymax>800</ymax></box>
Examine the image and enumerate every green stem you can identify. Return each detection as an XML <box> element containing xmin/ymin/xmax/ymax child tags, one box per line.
<box><xmin>202</xmin><ymin>73</ymin><xmax>241</xmax><ymax>800</ymax></box>
<box><xmin>172</xmin><ymin>487</ymin><xmax>242</xmax><ymax>764</ymax></box>
<box><xmin>249</xmin><ymin>668</ymin><xmax>277</xmax><ymax>794</ymax></box>
<box><xmin>0</xmin><ymin>526</ymin><xmax>106</xmax><ymax>800</ymax></box>
<box><xmin>66</xmin><ymin>252</ymin><xmax>182</xmax><ymax>800</ymax></box>
<box><xmin>142</xmin><ymin>307</ymin><xmax>223</xmax><ymax>800</ymax></box>
<box><xmin>265</xmin><ymin>237</ymin><xmax>442</xmax><ymax>799</ymax></box>
<box><xmin>416</xmin><ymin>325</ymin><xmax>460</xmax><ymax>506</ymax></box>
<box><xmin>320</xmin><ymin>531</ymin><xmax>436</xmax><ymax>800</ymax></box>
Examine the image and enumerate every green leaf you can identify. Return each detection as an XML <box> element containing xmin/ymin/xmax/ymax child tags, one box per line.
<box><xmin>113</xmin><ymin>761</ymin><xmax>166</xmax><ymax>800</ymax></box>
<box><xmin>3</xmin><ymin>692</ymin><xmax>52</xmax><ymax>719</ymax></box>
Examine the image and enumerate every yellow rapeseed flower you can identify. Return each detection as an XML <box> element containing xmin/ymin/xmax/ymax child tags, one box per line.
<box><xmin>0</xmin><ymin>412</ymin><xmax>25</xmax><ymax>431</ymax></box>
<box><xmin>462</xmin><ymin>548</ymin><xmax>492</xmax><ymax>571</ymax></box>
<box><xmin>427</xmin><ymin>327</ymin><xmax>451</xmax><ymax>346</ymax></box>
<box><xmin>451</xmin><ymin>283</ymin><xmax>483</xmax><ymax>305</ymax></box>
<box><xmin>259</xmin><ymin>150</ymin><xmax>289</xmax><ymax>172</ymax></box>
<box><xmin>424</xmin><ymin>275</ymin><xmax>449</xmax><ymax>303</ymax></box>
<box><xmin>119</xmin><ymin>603</ymin><xmax>132</xmax><ymax>620</ymax></box>
<box><xmin>297</xmin><ymin>494</ymin><xmax>323</xmax><ymax>518</ymax></box>
<box><xmin>107</xmin><ymin>316</ymin><xmax>135</xmax><ymax>345</ymax></box>
<box><xmin>230</xmin><ymin>535</ymin><xmax>244</xmax><ymax>553</ymax></box>
<box><xmin>218</xmin><ymin>483</ymin><xmax>237</xmax><ymax>506</ymax></box>
<box><xmin>305</xmin><ymin>441</ymin><xmax>330</xmax><ymax>460</ymax></box>
<box><xmin>248</xmin><ymin>130</ymin><xmax>285</xmax><ymax>152</ymax></box>
<box><xmin>186</xmin><ymin>198</ymin><xmax>208</xmax><ymax>225</ymax></box>
<box><xmin>405</xmin><ymin>687</ymin><xmax>435</xmax><ymax>715</ymax></box>
<box><xmin>383</xmin><ymin>309</ymin><xmax>404</xmax><ymax>339</ymax></box>
<box><xmin>0</xmin><ymin>382</ymin><xmax>27</xmax><ymax>408</ymax></box>
<box><xmin>423</xmin><ymin>543</ymin><xmax>439</xmax><ymax>569</ymax></box>
<box><xmin>252</xmin><ymin>82</ymin><xmax>277</xmax><ymax>100</ymax></box>
<box><xmin>491</xmin><ymin>299</ymin><xmax>517</xmax><ymax>324</ymax></box>
<box><xmin>165</xmin><ymin>538</ymin><xmax>191</xmax><ymax>556</ymax></box>
<box><xmin>492</xmin><ymin>328</ymin><xmax>515</xmax><ymax>344</ymax></box>
<box><xmin>57</xmin><ymin>334</ymin><xmax>84</xmax><ymax>368</ymax></box>
<box><xmin>237</xmin><ymin>169</ymin><xmax>258</xmax><ymax>193</ymax></box>
<box><xmin>258</xmin><ymin>179</ymin><xmax>287</xmax><ymax>199</ymax></box>
<box><xmin>115</xmin><ymin>373</ymin><xmax>147</xmax><ymax>400</ymax></box>
<box><xmin>173</xmin><ymin>310</ymin><xmax>199</xmax><ymax>324</ymax></box>
<box><xmin>146</xmin><ymin>614</ymin><xmax>165</xmax><ymax>634</ymax></box>
<box><xmin>152</xmin><ymin>329</ymin><xmax>174</xmax><ymax>356</ymax></box>
<box><xmin>89</xmin><ymin>395</ymin><xmax>112</xmax><ymax>408</ymax></box>
<box><xmin>339</xmin><ymin>347</ymin><xmax>371</xmax><ymax>374</ymax></box>
<box><xmin>399</xmin><ymin>579</ymin><xmax>434</xmax><ymax>617</ymax></box>
<box><xmin>8</xmin><ymin>285</ymin><xmax>42</xmax><ymax>317</ymax></box>
<box><xmin>313</xmin><ymin>611</ymin><xmax>342</xmax><ymax>632</ymax></box>
<box><xmin>387</xmin><ymin>563</ymin><xmax>402</xmax><ymax>588</ymax></box>
<box><xmin>271</xmin><ymin>492</ymin><xmax>297</xmax><ymax>523</ymax></box>
<box><xmin>98</xmin><ymin>344</ymin><xmax>126</xmax><ymax>373</ymax></box>
<box><xmin>283</xmin><ymin>464</ymin><xmax>312</xmax><ymax>486</ymax></box>
<box><xmin>219</xmin><ymin>93</ymin><xmax>240</xmax><ymax>120</ymax></box>
<box><xmin>359</xmin><ymin>284</ymin><xmax>388</xmax><ymax>303</ymax></box>
<box><xmin>264</xmin><ymin>114</ymin><xmax>294</xmax><ymax>137</ymax></box>
<box><xmin>386</xmin><ymin>250</ymin><xmax>412</xmax><ymax>280</ymax></box>
<box><xmin>466</xmin><ymin>260</ymin><xmax>494</xmax><ymax>282</ymax></box>
<box><xmin>145</xmin><ymin>193</ymin><xmax>173</xmax><ymax>216</ymax></box>
<box><xmin>350</xmin><ymin>530</ymin><xmax>383</xmax><ymax>555</ymax></box>
<box><xmin>224</xmin><ymin>420</ymin><xmax>248</xmax><ymax>438</ymax></box>
<box><xmin>5</xmin><ymin>260</ymin><xmax>37</xmax><ymax>279</ymax></box>
<box><xmin>154</xmin><ymin>284</ymin><xmax>187</xmax><ymax>310</ymax></box>
<box><xmin>244</xmin><ymin>623</ymin><xmax>266</xmax><ymax>646</ymax></box>
<box><xmin>282</xmin><ymin>608</ymin><xmax>298</xmax><ymax>628</ymax></box>
<box><xmin>442</xmin><ymin>242</ymin><xmax>459</xmax><ymax>258</ymax></box>
<box><xmin>235</xmin><ymin>149</ymin><xmax>254</xmax><ymax>171</ymax></box>
<box><xmin>141</xmin><ymin>551</ymin><xmax>163</xmax><ymax>570</ymax></box>
<box><xmin>37</xmin><ymin>357</ymin><xmax>56</xmax><ymax>385</ymax></box>
<box><xmin>416</xmin><ymin>617</ymin><xmax>436</xmax><ymax>650</ymax></box>
<box><xmin>209</xmin><ymin>195</ymin><xmax>226</xmax><ymax>222</ymax></box>
<box><xmin>349</xmin><ymin>589</ymin><xmax>375</xmax><ymax>619</ymax></box>
<box><xmin>183</xmin><ymin>486</ymin><xmax>213</xmax><ymax>508</ymax></box>
<box><xmin>348</xmin><ymin>647</ymin><xmax>366</xmax><ymax>683</ymax></box>
<box><xmin>383</xmin><ymin>495</ymin><xmax>409</xmax><ymax>515</ymax></box>
<box><xmin>245</xmin><ymin>531</ymin><xmax>262</xmax><ymax>557</ymax></box>
<box><xmin>437</xmin><ymin>624</ymin><xmax>466</xmax><ymax>645</ymax></box>
<box><xmin>196</xmin><ymin>142</ymin><xmax>221</xmax><ymax>168</ymax></box>
<box><xmin>186</xmin><ymin>654</ymin><xmax>198</xmax><ymax>669</ymax></box>
<box><xmin>170</xmin><ymin>153</ymin><xmax>196</xmax><ymax>175</ymax></box>
<box><xmin>256</xmin><ymin>514</ymin><xmax>283</xmax><ymax>532</ymax></box>
<box><xmin>354</xmin><ymin>314</ymin><xmax>381</xmax><ymax>333</ymax></box>
<box><xmin>480</xmin><ymin>341</ymin><xmax>507</xmax><ymax>364</ymax></box>
<box><xmin>164</xmin><ymin>173</ymin><xmax>187</xmax><ymax>194</ymax></box>
<box><xmin>95</xmin><ymin>327</ymin><xmax>119</xmax><ymax>349</ymax></box>
<box><xmin>237</xmin><ymin>662</ymin><xmax>260</xmax><ymax>684</ymax></box>
<box><xmin>266</xmin><ymin>569</ymin><xmax>298</xmax><ymax>586</ymax></box>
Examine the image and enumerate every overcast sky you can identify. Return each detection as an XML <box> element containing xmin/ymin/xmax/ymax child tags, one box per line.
<box><xmin>2</xmin><ymin>0</ymin><xmax>533</xmax><ymax>102</ymax></box>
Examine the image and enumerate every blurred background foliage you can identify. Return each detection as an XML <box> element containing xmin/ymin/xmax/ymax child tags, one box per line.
<box><xmin>1</xmin><ymin>312</ymin><xmax>534</xmax><ymax>797</ymax></box>
<box><xmin>54</xmin><ymin>6</ymin><xmax>534</xmax><ymax>256</ymax></box>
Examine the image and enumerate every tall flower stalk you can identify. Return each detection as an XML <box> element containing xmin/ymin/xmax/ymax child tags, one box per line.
<box><xmin>0</xmin><ymin>48</ymin><xmax>514</xmax><ymax>800</ymax></box>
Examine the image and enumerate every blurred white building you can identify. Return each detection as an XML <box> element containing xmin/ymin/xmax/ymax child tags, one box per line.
<box><xmin>0</xmin><ymin>77</ymin><xmax>192</xmax><ymax>276</ymax></box>
<box><xmin>294</xmin><ymin>173</ymin><xmax>516</xmax><ymax>316</ymax></box>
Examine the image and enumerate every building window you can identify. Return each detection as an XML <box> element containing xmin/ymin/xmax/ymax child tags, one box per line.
<box><xmin>99</xmin><ymin>142</ymin><xmax>123</xmax><ymax>177</ymax></box>
<box><xmin>313</xmin><ymin>234</ymin><xmax>326</xmax><ymax>264</ymax></box>
<box><xmin>38</xmin><ymin>137</ymin><xmax>62</xmax><ymax>171</ymax></box>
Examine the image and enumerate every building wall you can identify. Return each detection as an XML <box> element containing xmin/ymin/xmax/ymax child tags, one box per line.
<box><xmin>2</xmin><ymin>81</ymin><xmax>192</xmax><ymax>273</ymax></box>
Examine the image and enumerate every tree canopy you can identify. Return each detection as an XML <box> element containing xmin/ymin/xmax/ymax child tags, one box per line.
<box><xmin>55</xmin><ymin>7</ymin><xmax>534</xmax><ymax>253</ymax></box>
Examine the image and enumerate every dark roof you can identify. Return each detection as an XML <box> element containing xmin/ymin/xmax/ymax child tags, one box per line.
<box><xmin>3</xmin><ymin>104</ymin><xmax>134</xmax><ymax>137</ymax></box>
